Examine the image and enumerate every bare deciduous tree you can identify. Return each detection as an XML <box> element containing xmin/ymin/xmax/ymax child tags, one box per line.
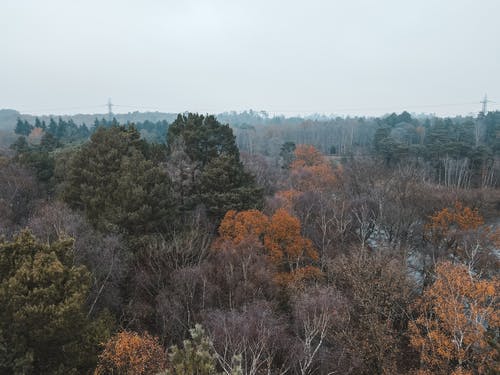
<box><xmin>291</xmin><ymin>287</ymin><xmax>343</xmax><ymax>375</ymax></box>
<box><xmin>205</xmin><ymin>301</ymin><xmax>292</xmax><ymax>375</ymax></box>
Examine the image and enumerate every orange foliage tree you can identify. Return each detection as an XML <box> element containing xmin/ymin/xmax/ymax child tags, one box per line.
<box><xmin>94</xmin><ymin>331</ymin><xmax>167</xmax><ymax>375</ymax></box>
<box><xmin>409</xmin><ymin>262</ymin><xmax>499</xmax><ymax>375</ymax></box>
<box><xmin>28</xmin><ymin>126</ymin><xmax>44</xmax><ymax>143</ymax></box>
<box><xmin>425</xmin><ymin>202</ymin><xmax>499</xmax><ymax>274</ymax></box>
<box><xmin>217</xmin><ymin>208</ymin><xmax>320</xmax><ymax>285</ymax></box>
<box><xmin>291</xmin><ymin>144</ymin><xmax>326</xmax><ymax>168</ymax></box>
<box><xmin>264</xmin><ymin>209</ymin><xmax>318</xmax><ymax>271</ymax></box>
<box><xmin>426</xmin><ymin>202</ymin><xmax>484</xmax><ymax>244</ymax></box>
<box><xmin>218</xmin><ymin>209</ymin><xmax>269</xmax><ymax>245</ymax></box>
<box><xmin>276</xmin><ymin>144</ymin><xmax>339</xmax><ymax>210</ymax></box>
<box><xmin>289</xmin><ymin>144</ymin><xmax>338</xmax><ymax>193</ymax></box>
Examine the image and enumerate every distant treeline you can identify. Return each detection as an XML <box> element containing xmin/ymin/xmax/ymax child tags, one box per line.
<box><xmin>11</xmin><ymin>109</ymin><xmax>500</xmax><ymax>188</ymax></box>
<box><xmin>232</xmin><ymin>111</ymin><xmax>500</xmax><ymax>188</ymax></box>
<box><xmin>14</xmin><ymin>117</ymin><xmax>169</xmax><ymax>144</ymax></box>
<box><xmin>13</xmin><ymin>110</ymin><xmax>500</xmax><ymax>155</ymax></box>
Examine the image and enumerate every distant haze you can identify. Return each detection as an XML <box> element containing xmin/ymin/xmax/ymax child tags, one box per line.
<box><xmin>1</xmin><ymin>0</ymin><xmax>499</xmax><ymax>117</ymax></box>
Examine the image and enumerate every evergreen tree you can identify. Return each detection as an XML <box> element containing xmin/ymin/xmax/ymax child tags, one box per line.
<box><xmin>198</xmin><ymin>155</ymin><xmax>263</xmax><ymax>219</ymax></box>
<box><xmin>385</xmin><ymin>111</ymin><xmax>412</xmax><ymax>127</ymax></box>
<box><xmin>14</xmin><ymin>118</ymin><xmax>33</xmax><ymax>136</ymax></box>
<box><xmin>279</xmin><ymin>141</ymin><xmax>296</xmax><ymax>169</ymax></box>
<box><xmin>48</xmin><ymin>118</ymin><xmax>58</xmax><ymax>135</ymax></box>
<box><xmin>0</xmin><ymin>231</ymin><xmax>113</xmax><ymax>375</ymax></box>
<box><xmin>40</xmin><ymin>132</ymin><xmax>61</xmax><ymax>152</ymax></box>
<box><xmin>484</xmin><ymin>111</ymin><xmax>500</xmax><ymax>154</ymax></box>
<box><xmin>56</xmin><ymin>117</ymin><xmax>65</xmax><ymax>138</ymax></box>
<box><xmin>167</xmin><ymin>113</ymin><xmax>239</xmax><ymax>167</ymax></box>
<box><xmin>164</xmin><ymin>324</ymin><xmax>221</xmax><ymax>375</ymax></box>
<box><xmin>9</xmin><ymin>136</ymin><xmax>30</xmax><ymax>154</ymax></box>
<box><xmin>373</xmin><ymin>125</ymin><xmax>391</xmax><ymax>153</ymax></box>
<box><xmin>79</xmin><ymin>123</ymin><xmax>90</xmax><ymax>138</ymax></box>
<box><xmin>167</xmin><ymin>113</ymin><xmax>263</xmax><ymax>218</ymax></box>
<box><xmin>19</xmin><ymin>150</ymin><xmax>55</xmax><ymax>185</ymax></box>
<box><xmin>10</xmin><ymin>136</ymin><xmax>55</xmax><ymax>188</ymax></box>
<box><xmin>63</xmin><ymin>125</ymin><xmax>176</xmax><ymax>235</ymax></box>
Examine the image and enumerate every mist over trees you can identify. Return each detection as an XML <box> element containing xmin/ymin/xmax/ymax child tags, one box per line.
<box><xmin>0</xmin><ymin>109</ymin><xmax>499</xmax><ymax>374</ymax></box>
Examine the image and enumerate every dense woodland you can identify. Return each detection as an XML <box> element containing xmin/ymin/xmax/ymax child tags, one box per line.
<box><xmin>0</xmin><ymin>110</ymin><xmax>499</xmax><ymax>374</ymax></box>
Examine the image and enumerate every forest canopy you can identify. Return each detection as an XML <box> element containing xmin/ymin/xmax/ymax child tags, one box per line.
<box><xmin>0</xmin><ymin>110</ymin><xmax>499</xmax><ymax>375</ymax></box>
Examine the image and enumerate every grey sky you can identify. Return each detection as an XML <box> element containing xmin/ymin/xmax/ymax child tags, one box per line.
<box><xmin>1</xmin><ymin>0</ymin><xmax>499</xmax><ymax>117</ymax></box>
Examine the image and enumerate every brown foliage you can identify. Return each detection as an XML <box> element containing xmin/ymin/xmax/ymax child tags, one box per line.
<box><xmin>94</xmin><ymin>331</ymin><xmax>167</xmax><ymax>375</ymax></box>
<box><xmin>273</xmin><ymin>145</ymin><xmax>348</xmax><ymax>265</ymax></box>
<box><xmin>327</xmin><ymin>249</ymin><xmax>416</xmax><ymax>374</ymax></box>
<box><xmin>28</xmin><ymin>127</ymin><xmax>44</xmax><ymax>143</ymax></box>
<box><xmin>291</xmin><ymin>144</ymin><xmax>327</xmax><ymax>169</ymax></box>
<box><xmin>289</xmin><ymin>144</ymin><xmax>339</xmax><ymax>194</ymax></box>
<box><xmin>218</xmin><ymin>209</ymin><xmax>269</xmax><ymax>245</ymax></box>
<box><xmin>425</xmin><ymin>202</ymin><xmax>499</xmax><ymax>275</ymax></box>
<box><xmin>264</xmin><ymin>209</ymin><xmax>318</xmax><ymax>269</ymax></box>
<box><xmin>217</xmin><ymin>208</ymin><xmax>321</xmax><ymax>286</ymax></box>
<box><xmin>409</xmin><ymin>261</ymin><xmax>499</xmax><ymax>375</ymax></box>
<box><xmin>426</xmin><ymin>201</ymin><xmax>484</xmax><ymax>242</ymax></box>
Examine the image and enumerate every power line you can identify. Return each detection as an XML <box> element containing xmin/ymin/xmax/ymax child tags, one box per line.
<box><xmin>11</xmin><ymin>104</ymin><xmax>106</xmax><ymax>113</ymax></box>
<box><xmin>10</xmin><ymin>98</ymin><xmax>496</xmax><ymax>117</ymax></box>
<box><xmin>113</xmin><ymin>104</ymin><xmax>165</xmax><ymax>111</ymax></box>
<box><xmin>111</xmin><ymin>101</ymin><xmax>483</xmax><ymax>115</ymax></box>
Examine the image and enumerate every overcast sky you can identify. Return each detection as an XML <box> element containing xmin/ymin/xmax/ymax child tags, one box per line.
<box><xmin>1</xmin><ymin>0</ymin><xmax>499</xmax><ymax>117</ymax></box>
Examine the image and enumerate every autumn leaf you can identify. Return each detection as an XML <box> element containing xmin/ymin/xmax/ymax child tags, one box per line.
<box><xmin>94</xmin><ymin>331</ymin><xmax>167</xmax><ymax>375</ymax></box>
<box><xmin>409</xmin><ymin>261</ymin><xmax>499</xmax><ymax>375</ymax></box>
<box><xmin>217</xmin><ymin>208</ymin><xmax>321</xmax><ymax>286</ymax></box>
